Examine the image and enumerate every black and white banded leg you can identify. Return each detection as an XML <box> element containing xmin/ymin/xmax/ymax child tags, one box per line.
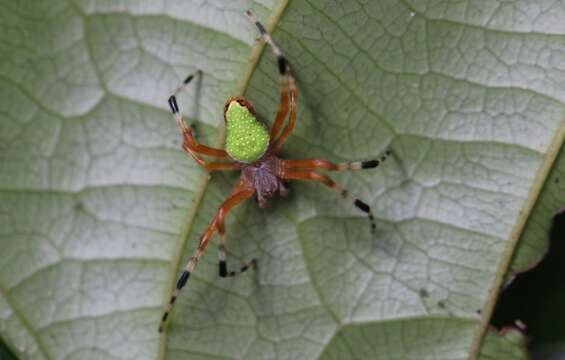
<box><xmin>283</xmin><ymin>148</ymin><xmax>393</xmax><ymax>172</ymax></box>
<box><xmin>158</xmin><ymin>189</ymin><xmax>255</xmax><ymax>332</ymax></box>
<box><xmin>245</xmin><ymin>10</ymin><xmax>289</xmax><ymax>75</ymax></box>
<box><xmin>218</xmin><ymin>237</ymin><xmax>257</xmax><ymax>278</ymax></box>
<box><xmin>245</xmin><ymin>10</ymin><xmax>298</xmax><ymax>152</ymax></box>
<box><xmin>159</xmin><ymin>250</ymin><xmax>200</xmax><ymax>333</ymax></box>
<box><xmin>282</xmin><ymin>170</ymin><xmax>378</xmax><ymax>233</ymax></box>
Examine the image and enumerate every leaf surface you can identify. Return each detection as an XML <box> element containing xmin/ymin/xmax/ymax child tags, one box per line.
<box><xmin>509</xmin><ymin>143</ymin><xmax>565</xmax><ymax>277</ymax></box>
<box><xmin>478</xmin><ymin>328</ymin><xmax>527</xmax><ymax>360</ymax></box>
<box><xmin>1</xmin><ymin>1</ymin><xmax>564</xmax><ymax>359</ymax></box>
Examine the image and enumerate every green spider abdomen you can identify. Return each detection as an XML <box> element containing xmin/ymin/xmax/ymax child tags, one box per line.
<box><xmin>225</xmin><ymin>101</ymin><xmax>270</xmax><ymax>163</ymax></box>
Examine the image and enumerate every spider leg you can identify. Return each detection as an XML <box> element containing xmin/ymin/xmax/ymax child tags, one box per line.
<box><xmin>272</xmin><ymin>76</ymin><xmax>297</xmax><ymax>152</ymax></box>
<box><xmin>270</xmin><ymin>75</ymin><xmax>289</xmax><ymax>139</ymax></box>
<box><xmin>281</xmin><ymin>170</ymin><xmax>377</xmax><ymax>233</ymax></box>
<box><xmin>218</xmin><ymin>233</ymin><xmax>257</xmax><ymax>278</ymax></box>
<box><xmin>283</xmin><ymin>148</ymin><xmax>392</xmax><ymax>171</ymax></box>
<box><xmin>158</xmin><ymin>186</ymin><xmax>255</xmax><ymax>333</ymax></box>
<box><xmin>215</xmin><ymin>184</ymin><xmax>258</xmax><ymax>278</ymax></box>
<box><xmin>245</xmin><ymin>10</ymin><xmax>297</xmax><ymax>152</ymax></box>
<box><xmin>182</xmin><ymin>142</ymin><xmax>239</xmax><ymax>171</ymax></box>
<box><xmin>168</xmin><ymin>70</ymin><xmax>236</xmax><ymax>170</ymax></box>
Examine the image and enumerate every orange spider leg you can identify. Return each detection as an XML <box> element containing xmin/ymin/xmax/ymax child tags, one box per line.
<box><xmin>281</xmin><ymin>170</ymin><xmax>376</xmax><ymax>232</ymax></box>
<box><xmin>173</xmin><ymin>112</ymin><xmax>228</xmax><ymax>158</ymax></box>
<box><xmin>270</xmin><ymin>76</ymin><xmax>289</xmax><ymax>139</ymax></box>
<box><xmin>181</xmin><ymin>143</ymin><xmax>239</xmax><ymax>171</ymax></box>
<box><xmin>272</xmin><ymin>74</ymin><xmax>297</xmax><ymax>152</ymax></box>
<box><xmin>159</xmin><ymin>183</ymin><xmax>255</xmax><ymax>332</ymax></box>
<box><xmin>168</xmin><ymin>70</ymin><xmax>235</xmax><ymax>170</ymax></box>
<box><xmin>245</xmin><ymin>10</ymin><xmax>297</xmax><ymax>153</ymax></box>
<box><xmin>282</xmin><ymin>148</ymin><xmax>392</xmax><ymax>171</ymax></box>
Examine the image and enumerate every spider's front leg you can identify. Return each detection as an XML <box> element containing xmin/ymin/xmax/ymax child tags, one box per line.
<box><xmin>158</xmin><ymin>183</ymin><xmax>256</xmax><ymax>333</ymax></box>
<box><xmin>245</xmin><ymin>10</ymin><xmax>297</xmax><ymax>153</ymax></box>
<box><xmin>168</xmin><ymin>70</ymin><xmax>238</xmax><ymax>171</ymax></box>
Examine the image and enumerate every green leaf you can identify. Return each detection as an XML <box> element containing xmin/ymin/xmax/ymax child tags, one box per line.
<box><xmin>478</xmin><ymin>328</ymin><xmax>527</xmax><ymax>360</ymax></box>
<box><xmin>1</xmin><ymin>1</ymin><xmax>564</xmax><ymax>360</ymax></box>
<box><xmin>508</xmin><ymin>143</ymin><xmax>565</xmax><ymax>277</ymax></box>
<box><xmin>491</xmin><ymin>142</ymin><xmax>565</xmax><ymax>355</ymax></box>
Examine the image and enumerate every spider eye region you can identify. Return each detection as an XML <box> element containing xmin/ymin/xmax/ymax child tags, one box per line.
<box><xmin>225</xmin><ymin>101</ymin><xmax>270</xmax><ymax>163</ymax></box>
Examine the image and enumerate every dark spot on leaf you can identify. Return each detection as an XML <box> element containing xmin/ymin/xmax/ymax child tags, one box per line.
<box><xmin>437</xmin><ymin>301</ymin><xmax>446</xmax><ymax>308</ymax></box>
<box><xmin>74</xmin><ymin>201</ymin><xmax>84</xmax><ymax>213</ymax></box>
<box><xmin>419</xmin><ymin>288</ymin><xmax>429</xmax><ymax>298</ymax></box>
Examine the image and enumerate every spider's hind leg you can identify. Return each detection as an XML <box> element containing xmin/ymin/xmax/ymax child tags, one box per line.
<box><xmin>218</xmin><ymin>233</ymin><xmax>257</xmax><ymax>278</ymax></box>
<box><xmin>158</xmin><ymin>187</ymin><xmax>255</xmax><ymax>333</ymax></box>
<box><xmin>214</xmin><ymin>185</ymin><xmax>258</xmax><ymax>278</ymax></box>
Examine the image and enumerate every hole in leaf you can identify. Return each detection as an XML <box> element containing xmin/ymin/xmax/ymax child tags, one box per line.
<box><xmin>491</xmin><ymin>211</ymin><xmax>565</xmax><ymax>357</ymax></box>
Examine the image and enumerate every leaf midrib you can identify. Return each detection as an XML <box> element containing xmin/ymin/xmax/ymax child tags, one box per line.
<box><xmin>157</xmin><ymin>2</ymin><xmax>291</xmax><ymax>358</ymax></box>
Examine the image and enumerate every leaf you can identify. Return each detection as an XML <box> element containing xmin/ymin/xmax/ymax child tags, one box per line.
<box><xmin>0</xmin><ymin>339</ymin><xmax>17</xmax><ymax>360</ymax></box>
<box><xmin>490</xmin><ymin>143</ymin><xmax>565</xmax><ymax>354</ymax></box>
<box><xmin>508</xmin><ymin>143</ymin><xmax>565</xmax><ymax>277</ymax></box>
<box><xmin>478</xmin><ymin>328</ymin><xmax>527</xmax><ymax>360</ymax></box>
<box><xmin>1</xmin><ymin>1</ymin><xmax>564</xmax><ymax>360</ymax></box>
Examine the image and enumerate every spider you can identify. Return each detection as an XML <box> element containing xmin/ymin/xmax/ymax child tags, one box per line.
<box><xmin>159</xmin><ymin>10</ymin><xmax>391</xmax><ymax>332</ymax></box>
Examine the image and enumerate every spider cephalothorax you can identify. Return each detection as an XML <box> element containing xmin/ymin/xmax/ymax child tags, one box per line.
<box><xmin>159</xmin><ymin>10</ymin><xmax>392</xmax><ymax>333</ymax></box>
